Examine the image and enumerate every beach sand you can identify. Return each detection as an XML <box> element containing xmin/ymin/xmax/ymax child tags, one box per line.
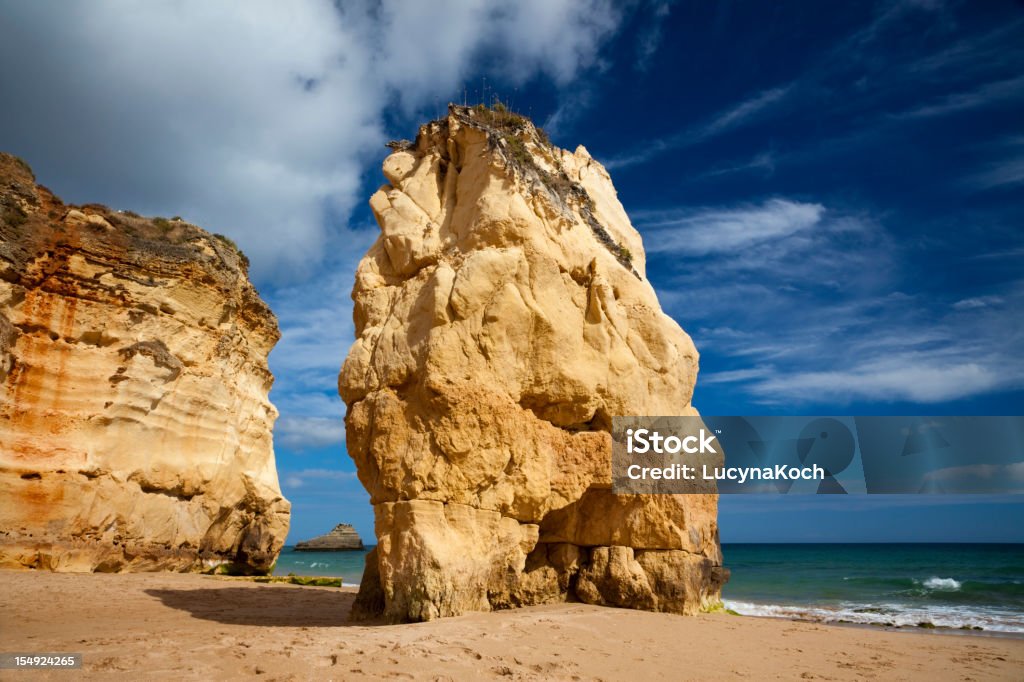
<box><xmin>1</xmin><ymin>571</ymin><xmax>1021</xmax><ymax>681</ymax></box>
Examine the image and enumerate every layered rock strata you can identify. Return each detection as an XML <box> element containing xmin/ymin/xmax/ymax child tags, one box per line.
<box><xmin>340</xmin><ymin>105</ymin><xmax>727</xmax><ymax>622</ymax></box>
<box><xmin>0</xmin><ymin>153</ymin><xmax>289</xmax><ymax>574</ymax></box>
<box><xmin>294</xmin><ymin>523</ymin><xmax>364</xmax><ymax>551</ymax></box>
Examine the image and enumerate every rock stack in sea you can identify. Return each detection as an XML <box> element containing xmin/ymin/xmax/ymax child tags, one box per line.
<box><xmin>339</xmin><ymin>104</ymin><xmax>727</xmax><ymax>622</ymax></box>
<box><xmin>0</xmin><ymin>152</ymin><xmax>289</xmax><ymax>574</ymax></box>
<box><xmin>294</xmin><ymin>523</ymin><xmax>365</xmax><ymax>551</ymax></box>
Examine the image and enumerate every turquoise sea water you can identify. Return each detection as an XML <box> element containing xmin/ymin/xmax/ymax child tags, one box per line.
<box><xmin>274</xmin><ymin>546</ymin><xmax>373</xmax><ymax>586</ymax></box>
<box><xmin>722</xmin><ymin>543</ymin><xmax>1024</xmax><ymax>634</ymax></box>
<box><xmin>274</xmin><ymin>543</ymin><xmax>1024</xmax><ymax>633</ymax></box>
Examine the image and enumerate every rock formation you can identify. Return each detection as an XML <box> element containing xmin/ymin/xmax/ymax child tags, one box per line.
<box><xmin>0</xmin><ymin>152</ymin><xmax>289</xmax><ymax>574</ymax></box>
<box><xmin>294</xmin><ymin>523</ymin><xmax>364</xmax><ymax>551</ymax></box>
<box><xmin>340</xmin><ymin>104</ymin><xmax>727</xmax><ymax>622</ymax></box>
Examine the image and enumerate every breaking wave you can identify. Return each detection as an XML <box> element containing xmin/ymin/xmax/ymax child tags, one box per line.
<box><xmin>723</xmin><ymin>599</ymin><xmax>1023</xmax><ymax>634</ymax></box>
<box><xmin>921</xmin><ymin>576</ymin><xmax>961</xmax><ymax>591</ymax></box>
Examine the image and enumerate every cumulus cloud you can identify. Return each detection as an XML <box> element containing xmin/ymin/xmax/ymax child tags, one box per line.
<box><xmin>0</xmin><ymin>0</ymin><xmax>624</xmax><ymax>278</ymax></box>
<box><xmin>0</xmin><ymin>1</ymin><xmax>630</xmax><ymax>458</ymax></box>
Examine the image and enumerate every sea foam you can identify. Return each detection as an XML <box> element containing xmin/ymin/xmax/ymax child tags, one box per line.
<box><xmin>723</xmin><ymin>599</ymin><xmax>1023</xmax><ymax>633</ymax></box>
<box><xmin>922</xmin><ymin>577</ymin><xmax>962</xmax><ymax>590</ymax></box>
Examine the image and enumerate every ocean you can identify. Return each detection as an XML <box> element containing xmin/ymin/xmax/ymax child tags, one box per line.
<box><xmin>723</xmin><ymin>543</ymin><xmax>1024</xmax><ymax>634</ymax></box>
<box><xmin>274</xmin><ymin>546</ymin><xmax>371</xmax><ymax>586</ymax></box>
<box><xmin>274</xmin><ymin>543</ymin><xmax>1024</xmax><ymax>634</ymax></box>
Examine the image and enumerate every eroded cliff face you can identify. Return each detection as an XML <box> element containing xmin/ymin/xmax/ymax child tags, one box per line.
<box><xmin>340</xmin><ymin>105</ymin><xmax>726</xmax><ymax>622</ymax></box>
<box><xmin>0</xmin><ymin>153</ymin><xmax>289</xmax><ymax>574</ymax></box>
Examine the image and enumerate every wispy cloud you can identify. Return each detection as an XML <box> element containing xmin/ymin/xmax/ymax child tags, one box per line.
<box><xmin>902</xmin><ymin>19</ymin><xmax>1024</xmax><ymax>80</ymax></box>
<box><xmin>964</xmin><ymin>138</ymin><xmax>1024</xmax><ymax>190</ymax></box>
<box><xmin>634</xmin><ymin>0</ymin><xmax>676</xmax><ymax>72</ymax></box>
<box><xmin>603</xmin><ymin>86</ymin><xmax>792</xmax><ymax>169</ymax></box>
<box><xmin>663</xmin><ymin>10</ymin><xmax>1024</xmax><ymax>185</ymax></box>
<box><xmin>640</xmin><ymin>192</ymin><xmax>1024</xmax><ymax>406</ymax></box>
<box><xmin>265</xmin><ymin>235</ymin><xmax>373</xmax><ymax>453</ymax></box>
<box><xmin>747</xmin><ymin>355</ymin><xmax>1006</xmax><ymax>404</ymax></box>
<box><xmin>281</xmin><ymin>468</ymin><xmax>359</xmax><ymax>490</ymax></box>
<box><xmin>699</xmin><ymin>151</ymin><xmax>777</xmax><ymax>180</ymax></box>
<box><xmin>890</xmin><ymin>75</ymin><xmax>1024</xmax><ymax>120</ymax></box>
<box><xmin>952</xmin><ymin>296</ymin><xmax>1003</xmax><ymax>311</ymax></box>
<box><xmin>701</xmin><ymin>88</ymin><xmax>791</xmax><ymax>137</ymax></box>
<box><xmin>604</xmin><ymin>2</ymin><xmax>1013</xmax><ymax>173</ymax></box>
<box><xmin>636</xmin><ymin>199</ymin><xmax>823</xmax><ymax>255</ymax></box>
<box><xmin>700</xmin><ymin>367</ymin><xmax>775</xmax><ymax>385</ymax></box>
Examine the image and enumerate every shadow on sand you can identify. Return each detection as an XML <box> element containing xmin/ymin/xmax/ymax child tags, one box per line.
<box><xmin>144</xmin><ymin>585</ymin><xmax>366</xmax><ymax>627</ymax></box>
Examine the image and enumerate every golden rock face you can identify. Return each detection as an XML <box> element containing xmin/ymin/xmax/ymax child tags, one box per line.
<box><xmin>0</xmin><ymin>153</ymin><xmax>289</xmax><ymax>574</ymax></box>
<box><xmin>341</xmin><ymin>106</ymin><xmax>726</xmax><ymax>622</ymax></box>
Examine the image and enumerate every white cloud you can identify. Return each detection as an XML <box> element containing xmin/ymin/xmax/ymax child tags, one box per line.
<box><xmin>281</xmin><ymin>468</ymin><xmax>359</xmax><ymax>490</ymax></box>
<box><xmin>892</xmin><ymin>75</ymin><xmax>1024</xmax><ymax>120</ymax></box>
<box><xmin>922</xmin><ymin>463</ymin><xmax>1024</xmax><ymax>493</ymax></box>
<box><xmin>0</xmin><ymin>0</ymin><xmax>624</xmax><ymax>279</ymax></box>
<box><xmin>699</xmin><ymin>367</ymin><xmax>774</xmax><ymax>384</ymax></box>
<box><xmin>640</xmin><ymin>194</ymin><xmax>1024</xmax><ymax>406</ymax></box>
<box><xmin>265</xmin><ymin>252</ymin><xmax>370</xmax><ymax>452</ymax></box>
<box><xmin>700</xmin><ymin>88</ymin><xmax>790</xmax><ymax>138</ymax></box>
<box><xmin>603</xmin><ymin>86</ymin><xmax>792</xmax><ymax>169</ymax></box>
<box><xmin>952</xmin><ymin>296</ymin><xmax>1003</xmax><ymax>311</ymax></box>
<box><xmin>634</xmin><ymin>1</ymin><xmax>675</xmax><ymax>72</ymax></box>
<box><xmin>1</xmin><ymin>1</ymin><xmax>380</xmax><ymax>278</ymax></box>
<box><xmin>275</xmin><ymin>417</ymin><xmax>346</xmax><ymax>451</ymax></box>
<box><xmin>0</xmin><ymin>1</ymin><xmax>630</xmax><ymax>454</ymax></box>
<box><xmin>637</xmin><ymin>199</ymin><xmax>824</xmax><ymax>255</ymax></box>
<box><xmin>748</xmin><ymin>356</ymin><xmax>1004</xmax><ymax>404</ymax></box>
<box><xmin>699</xmin><ymin>151</ymin><xmax>777</xmax><ymax>179</ymax></box>
<box><xmin>926</xmin><ymin>463</ymin><xmax>1024</xmax><ymax>483</ymax></box>
<box><xmin>965</xmin><ymin>157</ymin><xmax>1024</xmax><ymax>190</ymax></box>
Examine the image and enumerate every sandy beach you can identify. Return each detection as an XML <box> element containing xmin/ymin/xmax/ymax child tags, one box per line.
<box><xmin>1</xmin><ymin>570</ymin><xmax>1021</xmax><ymax>681</ymax></box>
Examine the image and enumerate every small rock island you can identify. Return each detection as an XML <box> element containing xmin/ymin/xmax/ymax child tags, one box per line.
<box><xmin>294</xmin><ymin>524</ymin><xmax>364</xmax><ymax>551</ymax></box>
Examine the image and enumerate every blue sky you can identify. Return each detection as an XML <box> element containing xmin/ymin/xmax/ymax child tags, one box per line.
<box><xmin>1</xmin><ymin>1</ymin><xmax>1022</xmax><ymax>544</ymax></box>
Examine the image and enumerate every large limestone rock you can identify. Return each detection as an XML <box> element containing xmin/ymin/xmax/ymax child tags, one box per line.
<box><xmin>340</xmin><ymin>105</ymin><xmax>726</xmax><ymax>622</ymax></box>
<box><xmin>0</xmin><ymin>153</ymin><xmax>289</xmax><ymax>574</ymax></box>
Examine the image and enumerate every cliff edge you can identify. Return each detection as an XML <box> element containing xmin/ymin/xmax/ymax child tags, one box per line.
<box><xmin>340</xmin><ymin>105</ymin><xmax>726</xmax><ymax>622</ymax></box>
<box><xmin>0</xmin><ymin>153</ymin><xmax>289</xmax><ymax>574</ymax></box>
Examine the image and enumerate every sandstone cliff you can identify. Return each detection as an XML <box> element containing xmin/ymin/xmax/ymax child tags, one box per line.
<box><xmin>294</xmin><ymin>523</ymin><xmax>364</xmax><ymax>551</ymax></box>
<box><xmin>340</xmin><ymin>105</ymin><xmax>726</xmax><ymax>622</ymax></box>
<box><xmin>0</xmin><ymin>153</ymin><xmax>289</xmax><ymax>574</ymax></box>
